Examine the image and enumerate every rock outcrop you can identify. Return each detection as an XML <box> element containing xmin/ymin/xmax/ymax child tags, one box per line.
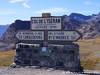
<box><xmin>0</xmin><ymin>20</ymin><xmax>30</xmax><ymax>51</ymax></box>
<box><xmin>1</xmin><ymin>20</ymin><xmax>30</xmax><ymax>44</ymax></box>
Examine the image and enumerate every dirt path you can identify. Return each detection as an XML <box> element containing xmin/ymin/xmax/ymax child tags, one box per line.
<box><xmin>0</xmin><ymin>67</ymin><xmax>100</xmax><ymax>75</ymax></box>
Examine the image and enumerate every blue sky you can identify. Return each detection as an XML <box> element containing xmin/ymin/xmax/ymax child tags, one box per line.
<box><xmin>0</xmin><ymin>0</ymin><xmax>100</xmax><ymax>25</ymax></box>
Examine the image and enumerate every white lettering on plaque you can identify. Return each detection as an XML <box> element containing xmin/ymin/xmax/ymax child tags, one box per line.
<box><xmin>48</xmin><ymin>31</ymin><xmax>80</xmax><ymax>41</ymax></box>
<box><xmin>31</xmin><ymin>17</ymin><xmax>61</xmax><ymax>30</ymax></box>
<box><xmin>15</xmin><ymin>31</ymin><xmax>44</xmax><ymax>40</ymax></box>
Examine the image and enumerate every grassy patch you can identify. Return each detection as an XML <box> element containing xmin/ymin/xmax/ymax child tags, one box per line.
<box><xmin>0</xmin><ymin>50</ymin><xmax>15</xmax><ymax>66</ymax></box>
<box><xmin>77</xmin><ymin>38</ymin><xmax>100</xmax><ymax>70</ymax></box>
<box><xmin>81</xmin><ymin>57</ymin><xmax>100</xmax><ymax>70</ymax></box>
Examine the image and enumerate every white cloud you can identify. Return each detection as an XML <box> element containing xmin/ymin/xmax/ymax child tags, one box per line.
<box><xmin>9</xmin><ymin>0</ymin><xmax>24</xmax><ymax>3</ymax></box>
<box><xmin>9</xmin><ymin>0</ymin><xmax>30</xmax><ymax>8</ymax></box>
<box><xmin>23</xmin><ymin>2</ymin><xmax>30</xmax><ymax>8</ymax></box>
<box><xmin>84</xmin><ymin>1</ymin><xmax>92</xmax><ymax>5</ymax></box>
<box><xmin>33</xmin><ymin>7</ymin><xmax>69</xmax><ymax>14</ymax></box>
<box><xmin>84</xmin><ymin>1</ymin><xmax>100</xmax><ymax>7</ymax></box>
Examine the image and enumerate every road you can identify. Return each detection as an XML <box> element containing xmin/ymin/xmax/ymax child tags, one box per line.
<box><xmin>0</xmin><ymin>67</ymin><xmax>100</xmax><ymax>75</ymax></box>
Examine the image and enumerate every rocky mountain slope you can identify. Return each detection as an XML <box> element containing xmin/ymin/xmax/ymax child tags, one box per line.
<box><xmin>0</xmin><ymin>13</ymin><xmax>100</xmax><ymax>51</ymax></box>
<box><xmin>0</xmin><ymin>20</ymin><xmax>30</xmax><ymax>51</ymax></box>
<box><xmin>62</xmin><ymin>13</ymin><xmax>100</xmax><ymax>39</ymax></box>
<box><xmin>0</xmin><ymin>20</ymin><xmax>30</xmax><ymax>44</ymax></box>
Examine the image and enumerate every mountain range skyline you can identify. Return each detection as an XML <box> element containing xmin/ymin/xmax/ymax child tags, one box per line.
<box><xmin>0</xmin><ymin>0</ymin><xmax>100</xmax><ymax>25</ymax></box>
<box><xmin>0</xmin><ymin>12</ymin><xmax>100</xmax><ymax>25</ymax></box>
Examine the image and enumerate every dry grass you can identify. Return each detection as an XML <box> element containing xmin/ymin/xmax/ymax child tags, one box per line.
<box><xmin>77</xmin><ymin>37</ymin><xmax>100</xmax><ymax>70</ymax></box>
<box><xmin>0</xmin><ymin>50</ymin><xmax>15</xmax><ymax>66</ymax></box>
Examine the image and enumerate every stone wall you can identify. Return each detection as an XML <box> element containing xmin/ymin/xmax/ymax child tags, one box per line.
<box><xmin>13</xmin><ymin>43</ymin><xmax>83</xmax><ymax>72</ymax></box>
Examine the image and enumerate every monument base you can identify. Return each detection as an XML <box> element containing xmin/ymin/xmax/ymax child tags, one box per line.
<box><xmin>12</xmin><ymin>43</ymin><xmax>83</xmax><ymax>72</ymax></box>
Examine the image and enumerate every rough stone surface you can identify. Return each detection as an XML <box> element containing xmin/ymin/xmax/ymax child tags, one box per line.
<box><xmin>13</xmin><ymin>43</ymin><xmax>83</xmax><ymax>72</ymax></box>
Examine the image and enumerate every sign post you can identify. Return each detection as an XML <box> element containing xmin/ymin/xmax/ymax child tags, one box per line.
<box><xmin>15</xmin><ymin>30</ymin><xmax>81</xmax><ymax>44</ymax></box>
<box><xmin>15</xmin><ymin>30</ymin><xmax>44</xmax><ymax>44</ymax></box>
<box><xmin>15</xmin><ymin>31</ymin><xmax>44</xmax><ymax>40</ymax></box>
<box><xmin>31</xmin><ymin>17</ymin><xmax>62</xmax><ymax>30</ymax></box>
<box><xmin>48</xmin><ymin>31</ymin><xmax>80</xmax><ymax>41</ymax></box>
<box><xmin>15</xmin><ymin>13</ymin><xmax>81</xmax><ymax>44</ymax></box>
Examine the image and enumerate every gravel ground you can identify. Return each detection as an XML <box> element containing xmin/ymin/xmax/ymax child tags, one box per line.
<box><xmin>0</xmin><ymin>67</ymin><xmax>100</xmax><ymax>75</ymax></box>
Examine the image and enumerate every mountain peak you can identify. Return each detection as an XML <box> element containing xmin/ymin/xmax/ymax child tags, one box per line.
<box><xmin>69</xmin><ymin>13</ymin><xmax>92</xmax><ymax>20</ymax></box>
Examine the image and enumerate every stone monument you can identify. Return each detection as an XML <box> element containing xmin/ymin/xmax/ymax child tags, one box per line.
<box><xmin>13</xmin><ymin>13</ymin><xmax>84</xmax><ymax>72</ymax></box>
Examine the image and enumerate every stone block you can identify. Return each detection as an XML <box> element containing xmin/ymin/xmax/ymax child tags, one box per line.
<box><xmin>14</xmin><ymin>57</ymin><xmax>22</xmax><ymax>65</ymax></box>
<box><xmin>16</xmin><ymin>48</ymin><xmax>24</xmax><ymax>52</ymax></box>
<box><xmin>27</xmin><ymin>53</ymin><xmax>33</xmax><ymax>59</ymax></box>
<box><xmin>24</xmin><ymin>48</ymin><xmax>33</xmax><ymax>53</ymax></box>
<box><xmin>32</xmin><ymin>60</ymin><xmax>40</xmax><ymax>66</ymax></box>
<box><xmin>40</xmin><ymin>60</ymin><xmax>50</xmax><ymax>67</ymax></box>
<box><xmin>23</xmin><ymin>59</ymin><xmax>31</xmax><ymax>66</ymax></box>
<box><xmin>33</xmin><ymin>49</ymin><xmax>39</xmax><ymax>54</ymax></box>
<box><xmin>15</xmin><ymin>52</ymin><xmax>21</xmax><ymax>58</ymax></box>
<box><xmin>13</xmin><ymin>43</ymin><xmax>83</xmax><ymax>72</ymax></box>
<box><xmin>20</xmin><ymin>52</ymin><xmax>27</xmax><ymax>58</ymax></box>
